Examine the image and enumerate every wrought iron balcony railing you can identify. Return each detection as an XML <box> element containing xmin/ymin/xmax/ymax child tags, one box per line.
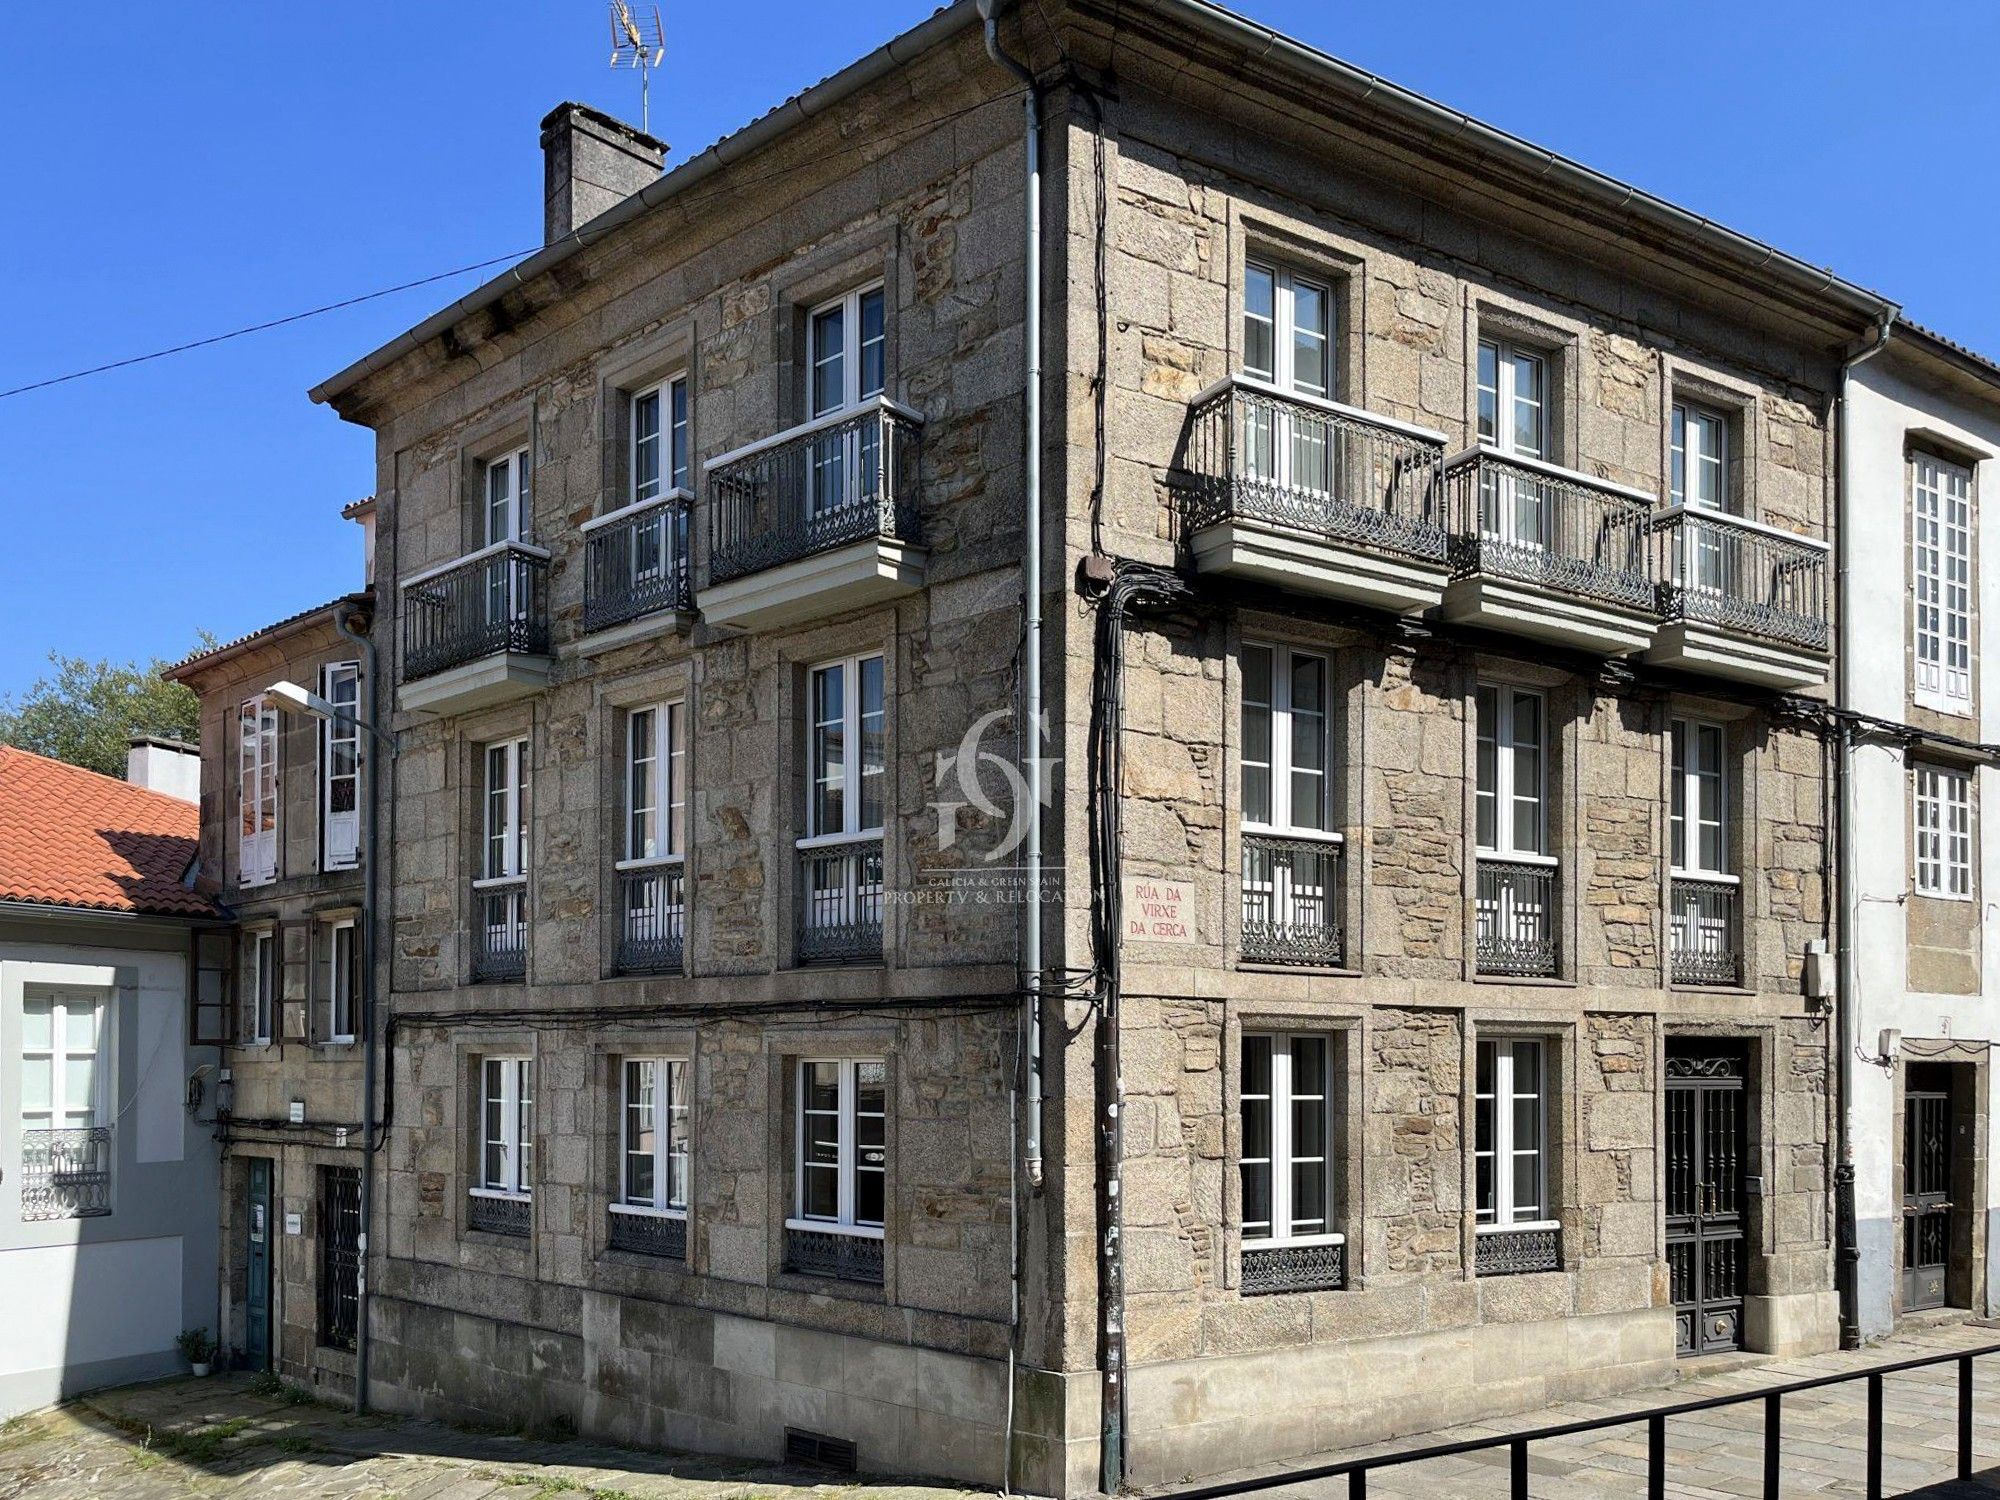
<box><xmin>1670</xmin><ymin>872</ymin><xmax>1743</xmax><ymax>987</ymax></box>
<box><xmin>20</xmin><ymin>1126</ymin><xmax>111</xmax><ymax>1221</ymax></box>
<box><xmin>1649</xmin><ymin>506</ymin><xmax>1830</xmax><ymax>652</ymax></box>
<box><xmin>401</xmin><ymin>541</ymin><xmax>551</xmax><ymax>682</ymax></box>
<box><xmin>797</xmin><ymin>836</ymin><xmax>884</xmax><ymax>965</ymax></box>
<box><xmin>608</xmin><ymin>1207</ymin><xmax>686</xmax><ymax>1259</ymax></box>
<box><xmin>1476</xmin><ymin>1222</ymin><xmax>1562</xmax><ymax>1276</ymax></box>
<box><xmin>707</xmin><ymin>397</ymin><xmax>922</xmax><ymax>585</ymax></box>
<box><xmin>582</xmin><ymin>492</ymin><xmax>693</xmax><ymax>634</ymax></box>
<box><xmin>1475</xmin><ymin>855</ymin><xmax>1559</xmax><ymax>978</ymax></box>
<box><xmin>1184</xmin><ymin>376</ymin><xmax>1448</xmax><ymax>560</ymax></box>
<box><xmin>468</xmin><ymin>1192</ymin><xmax>531</xmax><ymax>1237</ymax></box>
<box><xmin>472</xmin><ymin>880</ymin><xmax>527</xmax><ymax>982</ymax></box>
<box><xmin>1240</xmin><ymin>831</ymin><xmax>1345</xmax><ymax>966</ymax></box>
<box><xmin>1444</xmin><ymin>448</ymin><xmax>1653</xmax><ymax>610</ymax></box>
<box><xmin>784</xmin><ymin>1225</ymin><xmax>884</xmax><ymax>1284</ymax></box>
<box><xmin>616</xmin><ymin>863</ymin><xmax>684</xmax><ymax>975</ymax></box>
<box><xmin>1242</xmin><ymin>1239</ymin><xmax>1346</xmax><ymax>1295</ymax></box>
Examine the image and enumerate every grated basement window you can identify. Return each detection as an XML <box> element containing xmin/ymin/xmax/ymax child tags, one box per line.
<box><xmin>784</xmin><ymin>1427</ymin><xmax>859</xmax><ymax>1473</ymax></box>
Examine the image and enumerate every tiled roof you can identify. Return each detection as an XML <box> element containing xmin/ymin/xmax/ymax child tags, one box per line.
<box><xmin>0</xmin><ymin>746</ymin><xmax>216</xmax><ymax>917</ymax></box>
<box><xmin>166</xmin><ymin>590</ymin><xmax>372</xmax><ymax>678</ymax></box>
<box><xmin>1897</xmin><ymin>318</ymin><xmax>2000</xmax><ymax>387</ymax></box>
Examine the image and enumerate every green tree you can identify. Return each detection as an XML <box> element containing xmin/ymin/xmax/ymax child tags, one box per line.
<box><xmin>0</xmin><ymin>641</ymin><xmax>213</xmax><ymax>778</ymax></box>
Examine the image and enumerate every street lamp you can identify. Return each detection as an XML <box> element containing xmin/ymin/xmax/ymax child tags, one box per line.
<box><xmin>264</xmin><ymin>677</ymin><xmax>391</xmax><ymax>1414</ymax></box>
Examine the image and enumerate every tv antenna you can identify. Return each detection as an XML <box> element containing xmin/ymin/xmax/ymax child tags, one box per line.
<box><xmin>609</xmin><ymin>1</ymin><xmax>667</xmax><ymax>135</ymax></box>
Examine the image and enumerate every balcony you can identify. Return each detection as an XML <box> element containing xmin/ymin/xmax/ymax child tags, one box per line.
<box><xmin>615</xmin><ymin>863</ymin><xmax>684</xmax><ymax>975</ymax></box>
<box><xmin>20</xmin><ymin>1126</ymin><xmax>111</xmax><ymax>1221</ymax></box>
<box><xmin>797</xmin><ymin>837</ymin><xmax>883</xmax><ymax>965</ymax></box>
<box><xmin>1240</xmin><ymin>831</ymin><xmax>1345</xmax><ymax>966</ymax></box>
<box><xmin>1645</xmin><ymin>508</ymin><xmax>1830</xmax><ymax>689</ymax></box>
<box><xmin>1475</xmin><ymin>855</ymin><xmax>1559</xmax><ymax>978</ymax></box>
<box><xmin>1184</xmin><ymin>376</ymin><xmax>1450</xmax><ymax>614</ymax></box>
<box><xmin>700</xmin><ymin>397</ymin><xmax>926</xmax><ymax>630</ymax></box>
<box><xmin>1670</xmin><ymin>873</ymin><xmax>1743</xmax><ymax>987</ymax></box>
<box><xmin>580</xmin><ymin>492</ymin><xmax>692</xmax><ymax>654</ymax></box>
<box><xmin>471</xmin><ymin>880</ymin><xmax>527</xmax><ymax>983</ymax></box>
<box><xmin>1442</xmin><ymin>449</ymin><xmax>1656</xmax><ymax>656</ymax></box>
<box><xmin>398</xmin><ymin>542</ymin><xmax>553</xmax><ymax>714</ymax></box>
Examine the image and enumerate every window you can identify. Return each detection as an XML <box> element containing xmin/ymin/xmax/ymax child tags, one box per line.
<box><xmin>632</xmin><ymin>376</ymin><xmax>691</xmax><ymax>504</ymax></box>
<box><xmin>1914</xmin><ymin>764</ymin><xmax>1973</xmax><ymax>899</ymax></box>
<box><xmin>1475</xmin><ymin>1038</ymin><xmax>1547</xmax><ymax>1227</ymax></box>
<box><xmin>617</xmin><ymin>1057</ymin><xmax>689</xmax><ymax>1214</ymax></box>
<box><xmin>807</xmin><ymin>655</ymin><xmax>885</xmax><ymax>840</ymax></box>
<box><xmin>247</xmin><ymin>929</ymin><xmax>276</xmax><ymax>1044</ymax></box>
<box><xmin>794</xmin><ymin>1058</ymin><xmax>886</xmax><ymax>1232</ymax></box>
<box><xmin>320</xmin><ymin>661</ymin><xmax>360</xmax><ymax>872</ymax></box>
<box><xmin>483</xmin><ymin>739</ymin><xmax>529</xmax><ymax>881</ymax></box>
<box><xmin>478</xmin><ymin>1056</ymin><xmax>533</xmax><ymax>1197</ymax></box>
<box><xmin>238</xmin><ymin>694</ymin><xmax>278</xmax><ymax>887</ymax></box>
<box><xmin>321</xmin><ymin>917</ymin><xmax>357</xmax><ymax>1045</ymax></box>
<box><xmin>1914</xmin><ymin>453</ymin><xmax>1973</xmax><ymax>709</ymax></box>
<box><xmin>1671</xmin><ymin>402</ymin><xmax>1731</xmax><ymax>512</ymax></box>
<box><xmin>807</xmin><ymin>286</ymin><xmax>887</xmax><ymax>520</ymax></box>
<box><xmin>1477</xmin><ymin>338</ymin><xmax>1547</xmax><ymax>462</ymax></box>
<box><xmin>1240</xmin><ymin>1033</ymin><xmax>1336</xmax><ymax>1245</ymax></box>
<box><xmin>617</xmin><ymin>704</ymin><xmax>687</xmax><ymax>972</ymax></box>
<box><xmin>1670</xmin><ymin>719</ymin><xmax>1728</xmax><ymax>875</ymax></box>
<box><xmin>1475</xmin><ymin>685</ymin><xmax>1546</xmax><ymax>856</ymax></box>
<box><xmin>1242</xmin><ymin>261</ymin><xmax>1331</xmax><ymax>398</ymax></box>
<box><xmin>21</xmin><ymin>991</ymin><xmax>105</xmax><ymax>1133</ymax></box>
<box><xmin>1242</xmin><ymin>644</ymin><xmax>1331</xmax><ymax>833</ymax></box>
<box><xmin>483</xmin><ymin>446</ymin><xmax>532</xmax><ymax>545</ymax></box>
<box><xmin>474</xmin><ymin>739</ymin><xmax>530</xmax><ymax>981</ymax></box>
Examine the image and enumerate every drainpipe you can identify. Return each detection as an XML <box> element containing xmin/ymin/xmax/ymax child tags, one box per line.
<box><xmin>335</xmin><ymin>605</ymin><xmax>381</xmax><ymax>1409</ymax></box>
<box><xmin>1834</xmin><ymin>308</ymin><xmax>1896</xmax><ymax>1348</ymax></box>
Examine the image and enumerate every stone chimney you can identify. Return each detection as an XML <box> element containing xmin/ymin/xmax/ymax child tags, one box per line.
<box><xmin>540</xmin><ymin>102</ymin><xmax>666</xmax><ymax>244</ymax></box>
<box><xmin>127</xmin><ymin>735</ymin><xmax>200</xmax><ymax>804</ymax></box>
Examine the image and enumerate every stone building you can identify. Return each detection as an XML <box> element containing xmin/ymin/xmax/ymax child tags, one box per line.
<box><xmin>287</xmin><ymin>0</ymin><xmax>1930</xmax><ymax>1492</ymax></box>
<box><xmin>1842</xmin><ymin>325</ymin><xmax>2000</xmax><ymax>1339</ymax></box>
<box><xmin>167</xmin><ymin>579</ymin><xmax>375</xmax><ymax>1398</ymax></box>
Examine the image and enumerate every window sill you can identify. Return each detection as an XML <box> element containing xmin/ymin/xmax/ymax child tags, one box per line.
<box><xmin>1235</xmin><ymin>962</ymin><xmax>1361</xmax><ymax>978</ymax></box>
<box><xmin>784</xmin><ymin>1218</ymin><xmax>884</xmax><ymax>1240</ymax></box>
<box><xmin>1472</xmin><ymin>973</ymin><xmax>1572</xmax><ymax>988</ymax></box>
<box><xmin>1668</xmin><ymin>982</ymin><xmax>1757</xmax><ymax>998</ymax></box>
<box><xmin>610</xmin><ymin>1203</ymin><xmax>686</xmax><ymax>1220</ymax></box>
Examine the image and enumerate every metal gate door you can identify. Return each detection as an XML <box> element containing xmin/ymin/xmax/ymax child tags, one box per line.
<box><xmin>1666</xmin><ymin>1045</ymin><xmax>1746</xmax><ymax>1356</ymax></box>
<box><xmin>318</xmin><ymin>1166</ymin><xmax>361</xmax><ymax>1352</ymax></box>
<box><xmin>1904</xmin><ymin>1087</ymin><xmax>1953</xmax><ymax>1311</ymax></box>
<box><xmin>244</xmin><ymin>1158</ymin><xmax>273</xmax><ymax>1370</ymax></box>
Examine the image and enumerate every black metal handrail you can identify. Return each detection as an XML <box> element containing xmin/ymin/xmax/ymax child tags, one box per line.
<box><xmin>797</xmin><ymin>837</ymin><xmax>884</xmax><ymax>965</ymax></box>
<box><xmin>707</xmin><ymin>399</ymin><xmax>922</xmax><ymax>585</ymax></box>
<box><xmin>472</xmin><ymin>880</ymin><xmax>527</xmax><ymax>982</ymax></box>
<box><xmin>1240</xmin><ymin>832</ymin><xmax>1344</xmax><ymax>966</ymax></box>
<box><xmin>401</xmin><ymin>542</ymin><xmax>551</xmax><ymax>682</ymax></box>
<box><xmin>20</xmin><ymin>1126</ymin><xmax>112</xmax><ymax>1220</ymax></box>
<box><xmin>1650</xmin><ymin>506</ymin><xmax>1829</xmax><ymax>652</ymax></box>
<box><xmin>1475</xmin><ymin>855</ymin><xmax>1559</xmax><ymax>978</ymax></box>
<box><xmin>1444</xmin><ymin>448</ymin><xmax>1653</xmax><ymax>610</ymax></box>
<box><xmin>1670</xmin><ymin>872</ymin><xmax>1742</xmax><ymax>987</ymax></box>
<box><xmin>1159</xmin><ymin>1340</ymin><xmax>2000</xmax><ymax>1500</ymax></box>
<box><xmin>616</xmin><ymin>863</ymin><xmax>684</xmax><ymax>974</ymax></box>
<box><xmin>1183</xmin><ymin>377</ymin><xmax>1448</xmax><ymax>562</ymax></box>
<box><xmin>583</xmin><ymin>493</ymin><xmax>692</xmax><ymax>633</ymax></box>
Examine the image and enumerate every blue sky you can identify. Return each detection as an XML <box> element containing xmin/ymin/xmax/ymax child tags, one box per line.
<box><xmin>1</xmin><ymin>1</ymin><xmax>1994</xmax><ymax>700</ymax></box>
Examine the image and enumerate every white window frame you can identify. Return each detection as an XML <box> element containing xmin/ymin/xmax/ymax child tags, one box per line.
<box><xmin>238</xmin><ymin>693</ymin><xmax>279</xmax><ymax>888</ymax></box>
<box><xmin>1913</xmin><ymin>452</ymin><xmax>1973</xmax><ymax>711</ymax></box>
<box><xmin>1475</xmin><ymin>684</ymin><xmax>1549</xmax><ymax>860</ymax></box>
<box><xmin>21</xmin><ymin>989</ymin><xmax>108</xmax><ymax>1133</ymax></box>
<box><xmin>326</xmin><ymin>917</ymin><xmax>357</xmax><ymax>1045</ymax></box>
<box><xmin>614</xmin><ymin>1056</ymin><xmax>689</xmax><ymax>1217</ymax></box>
<box><xmin>1914</xmin><ymin>763</ymin><xmax>1973</xmax><ymax>900</ymax></box>
<box><xmin>1241</xmin><ymin>642</ymin><xmax>1335</xmax><ymax>837</ymax></box>
<box><xmin>319</xmin><ymin>661</ymin><xmax>361</xmax><ymax>873</ymax></box>
<box><xmin>808</xmin><ymin>285</ymin><xmax>887</xmax><ymax>419</ymax></box>
<box><xmin>1241</xmin><ymin>260</ymin><xmax>1332</xmax><ymax>399</ymax></box>
<box><xmin>247</xmin><ymin>928</ymin><xmax>276</xmax><ymax>1046</ymax></box>
<box><xmin>1474</xmin><ymin>1037</ymin><xmax>1551</xmax><ymax>1230</ymax></box>
<box><xmin>789</xmin><ymin>1057</ymin><xmax>887</xmax><ymax>1239</ymax></box>
<box><xmin>1671</xmin><ymin>401</ymin><xmax>1731</xmax><ymax>513</ymax></box>
<box><xmin>620</xmin><ymin>703</ymin><xmax>686</xmax><ymax>866</ymax></box>
<box><xmin>1670</xmin><ymin>718</ymin><xmax>1732</xmax><ymax>879</ymax></box>
<box><xmin>475</xmin><ymin>1056</ymin><xmax>533</xmax><ymax>1199</ymax></box>
<box><xmin>1477</xmin><ymin>337</ymin><xmax>1548</xmax><ymax>462</ymax></box>
<box><xmin>1239</xmin><ymin>1032</ymin><xmax>1340</xmax><ymax>1249</ymax></box>
<box><xmin>480</xmin><ymin>740</ymin><xmax>529</xmax><ymax>883</ymax></box>
<box><xmin>483</xmin><ymin>446</ymin><xmax>532</xmax><ymax>546</ymax></box>
<box><xmin>801</xmin><ymin>655</ymin><xmax>885</xmax><ymax>845</ymax></box>
<box><xmin>630</xmin><ymin>375</ymin><xmax>691</xmax><ymax>506</ymax></box>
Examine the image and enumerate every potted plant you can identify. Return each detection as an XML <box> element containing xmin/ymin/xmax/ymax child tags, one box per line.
<box><xmin>176</xmin><ymin>1328</ymin><xmax>216</xmax><ymax>1377</ymax></box>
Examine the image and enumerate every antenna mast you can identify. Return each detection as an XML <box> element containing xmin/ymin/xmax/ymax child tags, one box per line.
<box><xmin>608</xmin><ymin>1</ymin><xmax>667</xmax><ymax>135</ymax></box>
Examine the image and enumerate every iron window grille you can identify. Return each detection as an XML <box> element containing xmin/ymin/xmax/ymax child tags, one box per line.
<box><xmin>318</xmin><ymin>1167</ymin><xmax>361</xmax><ymax>1351</ymax></box>
<box><xmin>20</xmin><ymin>1127</ymin><xmax>112</xmax><ymax>1221</ymax></box>
<box><xmin>789</xmin><ymin>1057</ymin><xmax>887</xmax><ymax>1283</ymax></box>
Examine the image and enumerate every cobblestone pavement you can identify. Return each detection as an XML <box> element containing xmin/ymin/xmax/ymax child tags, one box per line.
<box><xmin>4</xmin><ymin>1324</ymin><xmax>1999</xmax><ymax>1500</ymax></box>
<box><xmin>1212</xmin><ymin>1321</ymin><xmax>2000</xmax><ymax>1500</ymax></box>
<box><xmin>0</xmin><ymin>1376</ymin><xmax>982</xmax><ymax>1500</ymax></box>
